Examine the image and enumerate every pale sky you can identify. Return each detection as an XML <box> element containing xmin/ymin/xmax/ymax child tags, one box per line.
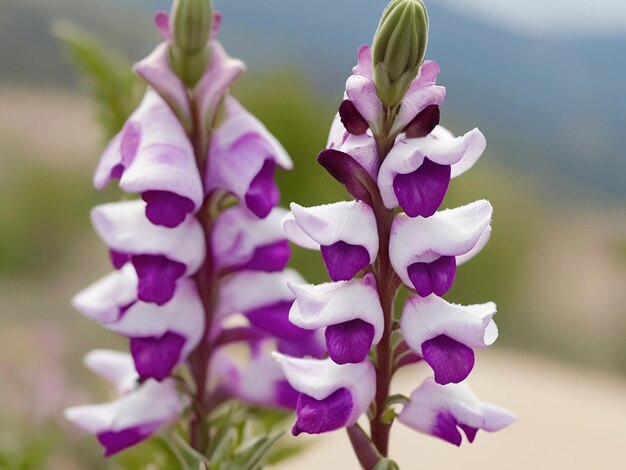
<box><xmin>436</xmin><ymin>0</ymin><xmax>626</xmax><ymax>38</ymax></box>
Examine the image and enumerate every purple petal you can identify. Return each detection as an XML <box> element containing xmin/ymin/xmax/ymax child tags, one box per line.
<box><xmin>97</xmin><ymin>421</ymin><xmax>161</xmax><ymax>457</ymax></box>
<box><xmin>339</xmin><ymin>99</ymin><xmax>369</xmax><ymax>135</ymax></box>
<box><xmin>132</xmin><ymin>255</ymin><xmax>186</xmax><ymax>306</ymax></box>
<box><xmin>292</xmin><ymin>388</ymin><xmax>353</xmax><ymax>436</ymax></box>
<box><xmin>403</xmin><ymin>105</ymin><xmax>440</xmax><ymax>138</ymax></box>
<box><xmin>393</xmin><ymin>158</ymin><xmax>451</xmax><ymax>218</ymax></box>
<box><xmin>317</xmin><ymin>149</ymin><xmax>376</xmax><ymax>206</ymax></box>
<box><xmin>276</xmin><ymin>380</ymin><xmax>299</xmax><ymax>409</ymax></box>
<box><xmin>321</xmin><ymin>241</ymin><xmax>370</xmax><ymax>281</ymax></box>
<box><xmin>241</xmin><ymin>240</ymin><xmax>290</xmax><ymax>272</ymax></box>
<box><xmin>325</xmin><ymin>319</ymin><xmax>375</xmax><ymax>365</ymax></box>
<box><xmin>408</xmin><ymin>256</ymin><xmax>457</xmax><ymax>297</ymax></box>
<box><xmin>110</xmin><ymin>250</ymin><xmax>130</xmax><ymax>270</ymax></box>
<box><xmin>422</xmin><ymin>335</ymin><xmax>475</xmax><ymax>385</ymax></box>
<box><xmin>130</xmin><ymin>332</ymin><xmax>186</xmax><ymax>381</ymax></box>
<box><xmin>110</xmin><ymin>163</ymin><xmax>125</xmax><ymax>180</ymax></box>
<box><xmin>432</xmin><ymin>411</ymin><xmax>462</xmax><ymax>446</ymax></box>
<box><xmin>142</xmin><ymin>191</ymin><xmax>195</xmax><ymax>228</ymax></box>
<box><xmin>459</xmin><ymin>424</ymin><xmax>479</xmax><ymax>443</ymax></box>
<box><xmin>245</xmin><ymin>159</ymin><xmax>279</xmax><ymax>218</ymax></box>
<box><xmin>246</xmin><ymin>300</ymin><xmax>309</xmax><ymax>341</ymax></box>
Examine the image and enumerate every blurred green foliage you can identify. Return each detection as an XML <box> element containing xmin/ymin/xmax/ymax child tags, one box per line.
<box><xmin>53</xmin><ymin>20</ymin><xmax>144</xmax><ymax>140</ymax></box>
<box><xmin>0</xmin><ymin>158</ymin><xmax>98</xmax><ymax>278</ymax></box>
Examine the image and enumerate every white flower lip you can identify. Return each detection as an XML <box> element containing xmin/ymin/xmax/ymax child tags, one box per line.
<box><xmin>389</xmin><ymin>200</ymin><xmax>493</xmax><ymax>287</ymax></box>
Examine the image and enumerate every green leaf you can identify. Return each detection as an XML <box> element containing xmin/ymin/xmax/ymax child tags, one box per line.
<box><xmin>234</xmin><ymin>432</ymin><xmax>284</xmax><ymax>470</ymax></box>
<box><xmin>52</xmin><ymin>19</ymin><xmax>144</xmax><ymax>140</ymax></box>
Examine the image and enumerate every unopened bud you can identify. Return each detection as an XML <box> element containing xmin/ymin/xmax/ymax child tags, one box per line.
<box><xmin>372</xmin><ymin>0</ymin><xmax>429</xmax><ymax>107</ymax></box>
<box><xmin>168</xmin><ymin>0</ymin><xmax>213</xmax><ymax>88</ymax></box>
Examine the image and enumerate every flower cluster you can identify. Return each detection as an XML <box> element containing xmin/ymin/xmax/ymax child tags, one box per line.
<box><xmin>64</xmin><ymin>5</ymin><xmax>320</xmax><ymax>456</ymax></box>
<box><xmin>274</xmin><ymin>1</ymin><xmax>515</xmax><ymax>458</ymax></box>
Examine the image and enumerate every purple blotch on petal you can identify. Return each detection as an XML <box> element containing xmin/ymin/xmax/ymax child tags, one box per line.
<box><xmin>245</xmin><ymin>159</ymin><xmax>279</xmax><ymax>218</ymax></box>
<box><xmin>97</xmin><ymin>421</ymin><xmax>161</xmax><ymax>457</ymax></box>
<box><xmin>130</xmin><ymin>331</ymin><xmax>186</xmax><ymax>381</ymax></box>
<box><xmin>339</xmin><ymin>99</ymin><xmax>369</xmax><ymax>135</ymax></box>
<box><xmin>120</xmin><ymin>121</ymin><xmax>141</xmax><ymax>168</ymax></box>
<box><xmin>241</xmin><ymin>240</ymin><xmax>290</xmax><ymax>272</ymax></box>
<box><xmin>432</xmin><ymin>411</ymin><xmax>462</xmax><ymax>446</ymax></box>
<box><xmin>246</xmin><ymin>300</ymin><xmax>309</xmax><ymax>341</ymax></box>
<box><xmin>110</xmin><ymin>250</ymin><xmax>130</xmax><ymax>269</ymax></box>
<box><xmin>404</xmin><ymin>105</ymin><xmax>440</xmax><ymax>138</ymax></box>
<box><xmin>110</xmin><ymin>163</ymin><xmax>125</xmax><ymax>180</ymax></box>
<box><xmin>393</xmin><ymin>158</ymin><xmax>451</xmax><ymax>218</ymax></box>
<box><xmin>407</xmin><ymin>256</ymin><xmax>456</xmax><ymax>297</ymax></box>
<box><xmin>321</xmin><ymin>241</ymin><xmax>370</xmax><ymax>281</ymax></box>
<box><xmin>276</xmin><ymin>380</ymin><xmax>299</xmax><ymax>409</ymax></box>
<box><xmin>142</xmin><ymin>191</ymin><xmax>195</xmax><ymax>228</ymax></box>
<box><xmin>132</xmin><ymin>255</ymin><xmax>186</xmax><ymax>306</ymax></box>
<box><xmin>278</xmin><ymin>330</ymin><xmax>327</xmax><ymax>359</ymax></box>
<box><xmin>459</xmin><ymin>424</ymin><xmax>479</xmax><ymax>443</ymax></box>
<box><xmin>422</xmin><ymin>334</ymin><xmax>475</xmax><ymax>385</ymax></box>
<box><xmin>325</xmin><ymin>319</ymin><xmax>375</xmax><ymax>364</ymax></box>
<box><xmin>292</xmin><ymin>388</ymin><xmax>353</xmax><ymax>436</ymax></box>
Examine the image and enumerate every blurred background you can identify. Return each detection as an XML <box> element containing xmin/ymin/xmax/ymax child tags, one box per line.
<box><xmin>1</xmin><ymin>0</ymin><xmax>625</xmax><ymax>468</ymax></box>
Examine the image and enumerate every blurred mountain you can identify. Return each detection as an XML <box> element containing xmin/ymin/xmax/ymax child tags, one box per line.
<box><xmin>1</xmin><ymin>0</ymin><xmax>624</xmax><ymax>198</ymax></box>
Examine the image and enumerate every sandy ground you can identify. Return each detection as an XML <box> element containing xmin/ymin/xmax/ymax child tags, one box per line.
<box><xmin>273</xmin><ymin>348</ymin><xmax>626</xmax><ymax>469</ymax></box>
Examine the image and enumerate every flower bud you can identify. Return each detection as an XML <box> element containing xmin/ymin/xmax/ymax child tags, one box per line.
<box><xmin>168</xmin><ymin>0</ymin><xmax>213</xmax><ymax>88</ymax></box>
<box><xmin>372</xmin><ymin>0</ymin><xmax>429</xmax><ymax>107</ymax></box>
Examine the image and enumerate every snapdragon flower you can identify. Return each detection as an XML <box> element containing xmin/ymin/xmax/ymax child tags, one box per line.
<box><xmin>64</xmin><ymin>350</ymin><xmax>186</xmax><ymax>456</ymax></box>
<box><xmin>275</xmin><ymin>0</ymin><xmax>514</xmax><ymax>465</ymax></box>
<box><xmin>67</xmin><ymin>0</ymin><xmax>307</xmax><ymax>458</ymax></box>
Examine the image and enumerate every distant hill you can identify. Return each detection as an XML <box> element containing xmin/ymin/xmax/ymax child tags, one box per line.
<box><xmin>1</xmin><ymin>0</ymin><xmax>624</xmax><ymax>199</ymax></box>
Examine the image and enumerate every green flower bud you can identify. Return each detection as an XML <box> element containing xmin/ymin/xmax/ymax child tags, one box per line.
<box><xmin>168</xmin><ymin>0</ymin><xmax>213</xmax><ymax>88</ymax></box>
<box><xmin>372</xmin><ymin>0</ymin><xmax>429</xmax><ymax>107</ymax></box>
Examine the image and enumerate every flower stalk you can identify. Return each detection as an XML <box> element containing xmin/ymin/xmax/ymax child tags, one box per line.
<box><xmin>275</xmin><ymin>0</ymin><xmax>516</xmax><ymax>466</ymax></box>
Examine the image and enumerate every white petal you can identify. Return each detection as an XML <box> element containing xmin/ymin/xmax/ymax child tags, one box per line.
<box><xmin>214</xmin><ymin>269</ymin><xmax>304</xmax><ymax>321</ymax></box>
<box><xmin>401</xmin><ymin>295</ymin><xmax>498</xmax><ymax>356</ymax></box>
<box><xmin>281</xmin><ymin>212</ymin><xmax>320</xmax><ymax>250</ymax></box>
<box><xmin>287</xmin><ymin>201</ymin><xmax>378</xmax><ymax>261</ymax></box>
<box><xmin>288</xmin><ymin>273</ymin><xmax>384</xmax><ymax>344</ymax></box>
<box><xmin>91</xmin><ymin>200</ymin><xmax>205</xmax><ymax>275</ymax></box>
<box><xmin>118</xmin><ymin>89</ymin><xmax>203</xmax><ymax>210</ymax></box>
<box><xmin>398</xmin><ymin>378</ymin><xmax>516</xmax><ymax>437</ymax></box>
<box><xmin>84</xmin><ymin>350</ymin><xmax>138</xmax><ymax>395</ymax></box>
<box><xmin>93</xmin><ymin>132</ymin><xmax>122</xmax><ymax>190</ymax></box>
<box><xmin>72</xmin><ymin>265</ymin><xmax>138</xmax><ymax>324</ymax></box>
<box><xmin>272</xmin><ymin>353</ymin><xmax>374</xmax><ymax>401</ymax></box>
<box><xmin>107</xmin><ymin>279</ymin><xmax>204</xmax><ymax>359</ymax></box>
<box><xmin>212</xmin><ymin>206</ymin><xmax>288</xmax><ymax>269</ymax></box>
<box><xmin>390</xmin><ymin>200</ymin><xmax>492</xmax><ymax>286</ymax></box>
<box><xmin>457</xmin><ymin>225</ymin><xmax>492</xmax><ymax>266</ymax></box>
<box><xmin>64</xmin><ymin>378</ymin><xmax>184</xmax><ymax>434</ymax></box>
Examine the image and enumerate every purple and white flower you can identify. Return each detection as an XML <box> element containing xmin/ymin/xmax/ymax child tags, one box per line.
<box><xmin>212</xmin><ymin>206</ymin><xmax>290</xmax><ymax>272</ymax></box>
<box><xmin>93</xmin><ymin>89</ymin><xmax>203</xmax><ymax>228</ymax></box>
<box><xmin>288</xmin><ymin>273</ymin><xmax>384</xmax><ymax>364</ymax></box>
<box><xmin>205</xmin><ymin>97</ymin><xmax>292</xmax><ymax>218</ymax></box>
<box><xmin>377</xmin><ymin>127</ymin><xmax>487</xmax><ymax>217</ymax></box>
<box><xmin>273</xmin><ymin>353</ymin><xmax>376</xmax><ymax>436</ymax></box>
<box><xmin>400</xmin><ymin>295</ymin><xmax>498</xmax><ymax>384</ymax></box>
<box><xmin>64</xmin><ymin>350</ymin><xmax>185</xmax><ymax>456</ymax></box>
<box><xmin>91</xmin><ymin>200</ymin><xmax>205</xmax><ymax>305</ymax></box>
<box><xmin>214</xmin><ymin>269</ymin><xmax>307</xmax><ymax>340</ymax></box>
<box><xmin>397</xmin><ymin>378</ymin><xmax>516</xmax><ymax>446</ymax></box>
<box><xmin>282</xmin><ymin>201</ymin><xmax>378</xmax><ymax>281</ymax></box>
<box><xmin>389</xmin><ymin>200</ymin><xmax>493</xmax><ymax>297</ymax></box>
